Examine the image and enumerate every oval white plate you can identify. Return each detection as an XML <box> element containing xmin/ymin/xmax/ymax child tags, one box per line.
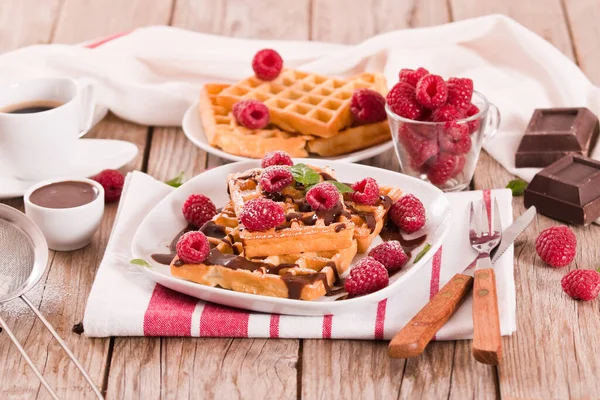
<box><xmin>182</xmin><ymin>101</ymin><xmax>394</xmax><ymax>163</ymax></box>
<box><xmin>131</xmin><ymin>159</ymin><xmax>451</xmax><ymax>316</ymax></box>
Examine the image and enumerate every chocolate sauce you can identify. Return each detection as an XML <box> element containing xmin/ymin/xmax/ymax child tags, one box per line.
<box><xmin>379</xmin><ymin>195</ymin><xmax>393</xmax><ymax>210</ymax></box>
<box><xmin>29</xmin><ymin>181</ymin><xmax>98</xmax><ymax>209</ymax></box>
<box><xmin>199</xmin><ymin>220</ymin><xmax>227</xmax><ymax>239</ymax></box>
<box><xmin>379</xmin><ymin>221</ymin><xmax>427</xmax><ymax>255</ymax></box>
<box><xmin>151</xmin><ymin>224</ymin><xmax>195</xmax><ymax>265</ymax></box>
<box><xmin>345</xmin><ymin>203</ymin><xmax>377</xmax><ymax>232</ymax></box>
<box><xmin>151</xmin><ymin>253</ymin><xmax>176</xmax><ymax>265</ymax></box>
<box><xmin>204</xmin><ymin>248</ymin><xmax>272</xmax><ymax>271</ymax></box>
<box><xmin>335</xmin><ymin>224</ymin><xmax>346</xmax><ymax>232</ymax></box>
<box><xmin>282</xmin><ymin>273</ymin><xmax>329</xmax><ymax>300</ymax></box>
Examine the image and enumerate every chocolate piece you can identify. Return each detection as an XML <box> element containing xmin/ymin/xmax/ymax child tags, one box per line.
<box><xmin>524</xmin><ymin>155</ymin><xmax>600</xmax><ymax>225</ymax></box>
<box><xmin>515</xmin><ymin>108</ymin><xmax>599</xmax><ymax>168</ymax></box>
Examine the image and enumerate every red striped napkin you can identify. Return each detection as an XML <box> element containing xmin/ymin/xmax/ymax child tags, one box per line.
<box><xmin>83</xmin><ymin>172</ymin><xmax>516</xmax><ymax>340</ymax></box>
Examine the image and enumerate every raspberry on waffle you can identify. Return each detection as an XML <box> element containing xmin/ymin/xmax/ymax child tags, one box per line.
<box><xmin>215</xmin><ymin>70</ymin><xmax>387</xmax><ymax>138</ymax></box>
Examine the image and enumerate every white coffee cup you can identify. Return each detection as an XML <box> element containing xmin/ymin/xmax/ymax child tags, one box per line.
<box><xmin>0</xmin><ymin>77</ymin><xmax>96</xmax><ymax>181</ymax></box>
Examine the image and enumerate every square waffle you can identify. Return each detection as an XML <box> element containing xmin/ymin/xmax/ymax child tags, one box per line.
<box><xmin>198</xmin><ymin>83</ymin><xmax>311</xmax><ymax>158</ymax></box>
<box><xmin>307</xmin><ymin>120</ymin><xmax>391</xmax><ymax>157</ymax></box>
<box><xmin>216</xmin><ymin>70</ymin><xmax>387</xmax><ymax>138</ymax></box>
<box><xmin>170</xmin><ymin>205</ymin><xmax>358</xmax><ymax>300</ymax></box>
<box><xmin>227</xmin><ymin>167</ymin><xmax>356</xmax><ymax>258</ymax></box>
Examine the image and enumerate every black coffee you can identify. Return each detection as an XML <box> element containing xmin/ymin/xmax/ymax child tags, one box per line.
<box><xmin>0</xmin><ymin>100</ymin><xmax>64</xmax><ymax>114</ymax></box>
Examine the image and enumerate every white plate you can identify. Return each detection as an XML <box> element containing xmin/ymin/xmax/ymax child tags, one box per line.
<box><xmin>182</xmin><ymin>101</ymin><xmax>394</xmax><ymax>163</ymax></box>
<box><xmin>0</xmin><ymin>139</ymin><xmax>138</xmax><ymax>199</ymax></box>
<box><xmin>131</xmin><ymin>159</ymin><xmax>451</xmax><ymax>316</ymax></box>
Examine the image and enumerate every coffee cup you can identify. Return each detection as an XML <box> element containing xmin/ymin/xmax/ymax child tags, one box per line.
<box><xmin>0</xmin><ymin>77</ymin><xmax>96</xmax><ymax>181</ymax></box>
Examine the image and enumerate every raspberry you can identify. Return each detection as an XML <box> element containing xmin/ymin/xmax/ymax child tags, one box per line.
<box><xmin>398</xmin><ymin>126</ymin><xmax>439</xmax><ymax>166</ymax></box>
<box><xmin>182</xmin><ymin>194</ymin><xmax>217</xmax><ymax>228</ymax></box>
<box><xmin>260</xmin><ymin>166</ymin><xmax>293</xmax><ymax>193</ymax></box>
<box><xmin>439</xmin><ymin>121</ymin><xmax>472</xmax><ymax>155</ymax></box>
<box><xmin>446</xmin><ymin>77</ymin><xmax>473</xmax><ymax>111</ymax></box>
<box><xmin>415</xmin><ymin>74</ymin><xmax>448</xmax><ymax>109</ymax></box>
<box><xmin>306</xmin><ymin>182</ymin><xmax>339</xmax><ymax>211</ymax></box>
<box><xmin>344</xmin><ymin>257</ymin><xmax>389</xmax><ymax>296</ymax></box>
<box><xmin>465</xmin><ymin>103</ymin><xmax>481</xmax><ymax>133</ymax></box>
<box><xmin>92</xmin><ymin>169</ymin><xmax>125</xmax><ymax>203</ymax></box>
<box><xmin>368</xmin><ymin>241</ymin><xmax>409</xmax><ymax>272</ymax></box>
<box><xmin>252</xmin><ymin>49</ymin><xmax>283</xmax><ymax>81</ymax></box>
<box><xmin>350</xmin><ymin>89</ymin><xmax>386</xmax><ymax>124</ymax></box>
<box><xmin>261</xmin><ymin>150</ymin><xmax>293</xmax><ymax>168</ymax></box>
<box><xmin>431</xmin><ymin>104</ymin><xmax>463</xmax><ymax>122</ymax></box>
<box><xmin>233</xmin><ymin>100</ymin><xmax>269</xmax><ymax>129</ymax></box>
<box><xmin>536</xmin><ymin>226</ymin><xmax>577</xmax><ymax>267</ymax></box>
<box><xmin>389</xmin><ymin>194</ymin><xmax>426</xmax><ymax>233</ymax></box>
<box><xmin>386</xmin><ymin>82</ymin><xmax>423</xmax><ymax>120</ymax></box>
<box><xmin>398</xmin><ymin>67</ymin><xmax>430</xmax><ymax>87</ymax></box>
<box><xmin>351</xmin><ymin>177</ymin><xmax>380</xmax><ymax>205</ymax></box>
<box><xmin>240</xmin><ymin>198</ymin><xmax>285</xmax><ymax>231</ymax></box>
<box><xmin>561</xmin><ymin>269</ymin><xmax>600</xmax><ymax>301</ymax></box>
<box><xmin>426</xmin><ymin>153</ymin><xmax>464</xmax><ymax>185</ymax></box>
<box><xmin>176</xmin><ymin>231</ymin><xmax>210</xmax><ymax>264</ymax></box>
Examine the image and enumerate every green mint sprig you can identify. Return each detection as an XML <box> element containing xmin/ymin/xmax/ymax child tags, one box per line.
<box><xmin>165</xmin><ymin>171</ymin><xmax>185</xmax><ymax>188</ymax></box>
<box><xmin>289</xmin><ymin>164</ymin><xmax>354</xmax><ymax>193</ymax></box>
<box><xmin>130</xmin><ymin>258</ymin><xmax>152</xmax><ymax>269</ymax></box>
<box><xmin>413</xmin><ymin>243</ymin><xmax>432</xmax><ymax>264</ymax></box>
<box><xmin>506</xmin><ymin>179</ymin><xmax>527</xmax><ymax>196</ymax></box>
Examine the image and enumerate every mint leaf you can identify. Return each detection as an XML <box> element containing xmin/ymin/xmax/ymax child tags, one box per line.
<box><xmin>289</xmin><ymin>164</ymin><xmax>321</xmax><ymax>187</ymax></box>
<box><xmin>506</xmin><ymin>179</ymin><xmax>527</xmax><ymax>196</ymax></box>
<box><xmin>130</xmin><ymin>258</ymin><xmax>152</xmax><ymax>269</ymax></box>
<box><xmin>327</xmin><ymin>181</ymin><xmax>354</xmax><ymax>193</ymax></box>
<box><xmin>165</xmin><ymin>171</ymin><xmax>185</xmax><ymax>188</ymax></box>
<box><xmin>413</xmin><ymin>243</ymin><xmax>432</xmax><ymax>264</ymax></box>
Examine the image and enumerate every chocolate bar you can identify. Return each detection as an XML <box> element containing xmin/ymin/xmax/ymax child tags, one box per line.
<box><xmin>515</xmin><ymin>108</ymin><xmax>599</xmax><ymax>168</ymax></box>
<box><xmin>524</xmin><ymin>155</ymin><xmax>600</xmax><ymax>225</ymax></box>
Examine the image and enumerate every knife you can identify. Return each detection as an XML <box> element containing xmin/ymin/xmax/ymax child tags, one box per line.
<box><xmin>388</xmin><ymin>206</ymin><xmax>537</xmax><ymax>359</ymax></box>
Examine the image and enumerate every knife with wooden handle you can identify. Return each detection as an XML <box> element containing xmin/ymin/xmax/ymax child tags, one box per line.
<box><xmin>388</xmin><ymin>206</ymin><xmax>536</xmax><ymax>359</ymax></box>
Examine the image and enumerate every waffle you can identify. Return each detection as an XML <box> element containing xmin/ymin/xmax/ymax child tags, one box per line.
<box><xmin>216</xmin><ymin>70</ymin><xmax>387</xmax><ymax>138</ymax></box>
<box><xmin>171</xmin><ymin>207</ymin><xmax>358</xmax><ymax>300</ymax></box>
<box><xmin>307</xmin><ymin>120</ymin><xmax>391</xmax><ymax>157</ymax></box>
<box><xmin>344</xmin><ymin>186</ymin><xmax>403</xmax><ymax>253</ymax></box>
<box><xmin>198</xmin><ymin>84</ymin><xmax>310</xmax><ymax>158</ymax></box>
<box><xmin>226</xmin><ymin>167</ymin><xmax>355</xmax><ymax>258</ymax></box>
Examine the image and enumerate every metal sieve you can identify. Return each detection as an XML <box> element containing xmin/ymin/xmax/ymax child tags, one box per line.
<box><xmin>0</xmin><ymin>204</ymin><xmax>103</xmax><ymax>399</ymax></box>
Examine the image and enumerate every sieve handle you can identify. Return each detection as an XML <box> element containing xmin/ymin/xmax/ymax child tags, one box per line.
<box><xmin>0</xmin><ymin>314</ymin><xmax>59</xmax><ymax>400</ymax></box>
<box><xmin>21</xmin><ymin>295</ymin><xmax>105</xmax><ymax>399</ymax></box>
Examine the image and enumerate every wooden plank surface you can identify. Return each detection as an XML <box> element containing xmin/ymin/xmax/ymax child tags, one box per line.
<box><xmin>0</xmin><ymin>0</ymin><xmax>62</xmax><ymax>53</ymax></box>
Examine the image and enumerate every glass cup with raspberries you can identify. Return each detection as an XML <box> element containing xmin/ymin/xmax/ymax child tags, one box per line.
<box><xmin>385</xmin><ymin>68</ymin><xmax>500</xmax><ymax>192</ymax></box>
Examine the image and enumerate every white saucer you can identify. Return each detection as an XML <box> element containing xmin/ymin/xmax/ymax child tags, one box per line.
<box><xmin>0</xmin><ymin>139</ymin><xmax>138</xmax><ymax>199</ymax></box>
<box><xmin>182</xmin><ymin>101</ymin><xmax>395</xmax><ymax>163</ymax></box>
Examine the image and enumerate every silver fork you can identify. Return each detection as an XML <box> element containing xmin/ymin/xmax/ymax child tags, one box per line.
<box><xmin>468</xmin><ymin>198</ymin><xmax>503</xmax><ymax>365</ymax></box>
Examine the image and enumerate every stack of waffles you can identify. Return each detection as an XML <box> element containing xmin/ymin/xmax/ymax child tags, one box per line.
<box><xmin>198</xmin><ymin>70</ymin><xmax>391</xmax><ymax>158</ymax></box>
<box><xmin>170</xmin><ymin>165</ymin><xmax>403</xmax><ymax>301</ymax></box>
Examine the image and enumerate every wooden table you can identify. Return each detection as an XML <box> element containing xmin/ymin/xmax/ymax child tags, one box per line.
<box><xmin>1</xmin><ymin>0</ymin><xmax>599</xmax><ymax>398</ymax></box>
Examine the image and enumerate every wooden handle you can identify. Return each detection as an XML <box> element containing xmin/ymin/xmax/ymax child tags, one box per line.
<box><xmin>472</xmin><ymin>268</ymin><xmax>502</xmax><ymax>365</ymax></box>
<box><xmin>388</xmin><ymin>273</ymin><xmax>474</xmax><ymax>358</ymax></box>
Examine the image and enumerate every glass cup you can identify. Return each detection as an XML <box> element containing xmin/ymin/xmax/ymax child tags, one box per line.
<box><xmin>386</xmin><ymin>91</ymin><xmax>500</xmax><ymax>192</ymax></box>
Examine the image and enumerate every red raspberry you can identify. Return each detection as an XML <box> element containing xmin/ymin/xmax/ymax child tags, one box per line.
<box><xmin>260</xmin><ymin>166</ymin><xmax>293</xmax><ymax>193</ymax></box>
<box><xmin>182</xmin><ymin>194</ymin><xmax>217</xmax><ymax>228</ymax></box>
<box><xmin>261</xmin><ymin>150</ymin><xmax>293</xmax><ymax>168</ymax></box>
<box><xmin>439</xmin><ymin>121</ymin><xmax>472</xmax><ymax>155</ymax></box>
<box><xmin>431</xmin><ymin>104</ymin><xmax>463</xmax><ymax>122</ymax></box>
<box><xmin>398</xmin><ymin>67</ymin><xmax>430</xmax><ymax>87</ymax></box>
<box><xmin>350</xmin><ymin>89</ymin><xmax>386</xmax><ymax>124</ymax></box>
<box><xmin>351</xmin><ymin>177</ymin><xmax>380</xmax><ymax>205</ymax></box>
<box><xmin>389</xmin><ymin>194</ymin><xmax>426</xmax><ymax>233</ymax></box>
<box><xmin>536</xmin><ymin>226</ymin><xmax>577</xmax><ymax>268</ymax></box>
<box><xmin>306</xmin><ymin>182</ymin><xmax>339</xmax><ymax>211</ymax></box>
<box><xmin>344</xmin><ymin>257</ymin><xmax>389</xmax><ymax>296</ymax></box>
<box><xmin>465</xmin><ymin>103</ymin><xmax>481</xmax><ymax>133</ymax></box>
<box><xmin>233</xmin><ymin>100</ymin><xmax>269</xmax><ymax>129</ymax></box>
<box><xmin>561</xmin><ymin>269</ymin><xmax>600</xmax><ymax>301</ymax></box>
<box><xmin>398</xmin><ymin>126</ymin><xmax>439</xmax><ymax>166</ymax></box>
<box><xmin>240</xmin><ymin>198</ymin><xmax>285</xmax><ymax>231</ymax></box>
<box><xmin>426</xmin><ymin>153</ymin><xmax>464</xmax><ymax>185</ymax></box>
<box><xmin>252</xmin><ymin>48</ymin><xmax>283</xmax><ymax>81</ymax></box>
<box><xmin>446</xmin><ymin>77</ymin><xmax>473</xmax><ymax>111</ymax></box>
<box><xmin>92</xmin><ymin>169</ymin><xmax>125</xmax><ymax>202</ymax></box>
<box><xmin>176</xmin><ymin>231</ymin><xmax>210</xmax><ymax>264</ymax></box>
<box><xmin>386</xmin><ymin>82</ymin><xmax>423</xmax><ymax>120</ymax></box>
<box><xmin>415</xmin><ymin>74</ymin><xmax>448</xmax><ymax>109</ymax></box>
<box><xmin>368</xmin><ymin>241</ymin><xmax>409</xmax><ymax>272</ymax></box>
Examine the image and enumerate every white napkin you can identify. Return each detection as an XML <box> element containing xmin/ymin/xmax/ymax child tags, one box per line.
<box><xmin>83</xmin><ymin>171</ymin><xmax>514</xmax><ymax>339</ymax></box>
<box><xmin>1</xmin><ymin>14</ymin><xmax>598</xmax><ymax>182</ymax></box>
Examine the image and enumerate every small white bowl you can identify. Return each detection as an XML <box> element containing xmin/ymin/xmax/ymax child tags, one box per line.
<box><xmin>24</xmin><ymin>178</ymin><xmax>104</xmax><ymax>251</ymax></box>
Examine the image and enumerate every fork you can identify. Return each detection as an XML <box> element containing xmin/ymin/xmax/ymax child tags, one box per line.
<box><xmin>469</xmin><ymin>198</ymin><xmax>503</xmax><ymax>365</ymax></box>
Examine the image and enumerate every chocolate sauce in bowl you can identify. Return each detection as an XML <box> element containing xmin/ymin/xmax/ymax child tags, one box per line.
<box><xmin>29</xmin><ymin>181</ymin><xmax>98</xmax><ymax>209</ymax></box>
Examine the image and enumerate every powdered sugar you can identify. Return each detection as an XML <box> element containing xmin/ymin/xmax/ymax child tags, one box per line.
<box><xmin>0</xmin><ymin>275</ymin><xmax>14</xmax><ymax>298</ymax></box>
